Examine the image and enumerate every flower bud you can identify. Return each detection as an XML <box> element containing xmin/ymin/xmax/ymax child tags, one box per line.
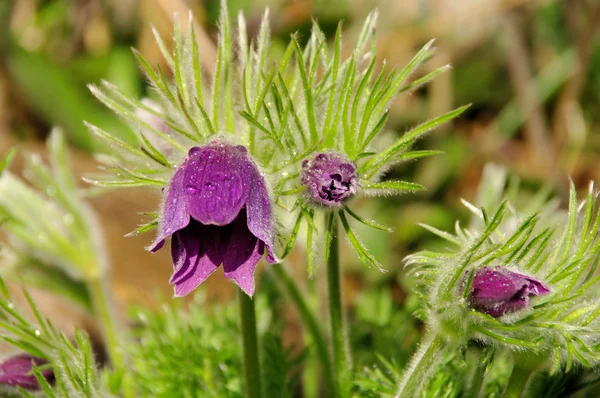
<box><xmin>468</xmin><ymin>266</ymin><xmax>550</xmax><ymax>317</ymax></box>
<box><xmin>0</xmin><ymin>354</ymin><xmax>53</xmax><ymax>390</ymax></box>
<box><xmin>301</xmin><ymin>153</ymin><xmax>358</xmax><ymax>207</ymax></box>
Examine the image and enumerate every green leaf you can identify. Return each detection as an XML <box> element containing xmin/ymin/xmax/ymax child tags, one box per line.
<box><xmin>343</xmin><ymin>206</ymin><xmax>393</xmax><ymax>232</ymax></box>
<box><xmin>281</xmin><ymin>212</ymin><xmax>304</xmax><ymax>259</ymax></box>
<box><xmin>417</xmin><ymin>223</ymin><xmax>462</xmax><ymax>246</ymax></box>
<box><xmin>363</xmin><ymin>105</ymin><xmax>470</xmax><ymax>178</ymax></box>
<box><xmin>396</xmin><ymin>150</ymin><xmax>443</xmax><ymax>162</ymax></box>
<box><xmin>322</xmin><ymin>22</ymin><xmax>343</xmax><ymax>147</ymax></box>
<box><xmin>125</xmin><ymin>218</ymin><xmax>159</xmax><ymax>238</ymax></box>
<box><xmin>399</xmin><ymin>64</ymin><xmax>452</xmax><ymax>93</ymax></box>
<box><xmin>338</xmin><ymin>211</ymin><xmax>382</xmax><ymax>270</ymax></box>
<box><xmin>292</xmin><ymin>37</ymin><xmax>318</xmax><ymax>144</ymax></box>
<box><xmin>0</xmin><ymin>148</ymin><xmax>16</xmax><ymax>177</ymax></box>
<box><xmin>81</xmin><ymin>178</ymin><xmax>160</xmax><ymax>188</ymax></box>
<box><xmin>362</xmin><ymin>180</ymin><xmax>425</xmax><ymax>195</ymax></box>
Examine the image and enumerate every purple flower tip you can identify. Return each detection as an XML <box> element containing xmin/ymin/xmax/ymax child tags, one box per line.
<box><xmin>150</xmin><ymin>143</ymin><xmax>278</xmax><ymax>297</ymax></box>
<box><xmin>301</xmin><ymin>152</ymin><xmax>358</xmax><ymax>207</ymax></box>
<box><xmin>468</xmin><ymin>266</ymin><xmax>550</xmax><ymax>317</ymax></box>
<box><xmin>0</xmin><ymin>354</ymin><xmax>53</xmax><ymax>390</ymax></box>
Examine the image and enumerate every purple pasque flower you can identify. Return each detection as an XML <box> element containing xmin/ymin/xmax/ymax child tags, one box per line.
<box><xmin>0</xmin><ymin>354</ymin><xmax>53</xmax><ymax>390</ymax></box>
<box><xmin>468</xmin><ymin>266</ymin><xmax>550</xmax><ymax>317</ymax></box>
<box><xmin>301</xmin><ymin>153</ymin><xmax>358</xmax><ymax>207</ymax></box>
<box><xmin>150</xmin><ymin>142</ymin><xmax>278</xmax><ymax>297</ymax></box>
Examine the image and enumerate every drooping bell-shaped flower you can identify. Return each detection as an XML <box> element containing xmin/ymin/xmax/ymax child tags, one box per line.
<box><xmin>301</xmin><ymin>153</ymin><xmax>358</xmax><ymax>207</ymax></box>
<box><xmin>150</xmin><ymin>143</ymin><xmax>278</xmax><ymax>297</ymax></box>
<box><xmin>0</xmin><ymin>354</ymin><xmax>53</xmax><ymax>390</ymax></box>
<box><xmin>468</xmin><ymin>266</ymin><xmax>550</xmax><ymax>317</ymax></box>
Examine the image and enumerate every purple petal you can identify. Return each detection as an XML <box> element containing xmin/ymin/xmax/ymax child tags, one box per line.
<box><xmin>183</xmin><ymin>145</ymin><xmax>251</xmax><ymax>226</ymax></box>
<box><xmin>170</xmin><ymin>230</ymin><xmax>186</xmax><ymax>272</ymax></box>
<box><xmin>246</xmin><ymin>167</ymin><xmax>279</xmax><ymax>263</ymax></box>
<box><xmin>169</xmin><ymin>221</ymin><xmax>225</xmax><ymax>297</ymax></box>
<box><xmin>222</xmin><ymin>210</ymin><xmax>264</xmax><ymax>296</ymax></box>
<box><xmin>149</xmin><ymin>164</ymin><xmax>190</xmax><ymax>251</ymax></box>
<box><xmin>470</xmin><ymin>268</ymin><xmax>526</xmax><ymax>303</ymax></box>
<box><xmin>0</xmin><ymin>354</ymin><xmax>52</xmax><ymax>390</ymax></box>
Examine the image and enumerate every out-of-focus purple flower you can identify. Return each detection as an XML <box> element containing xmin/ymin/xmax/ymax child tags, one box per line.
<box><xmin>468</xmin><ymin>266</ymin><xmax>550</xmax><ymax>317</ymax></box>
<box><xmin>150</xmin><ymin>143</ymin><xmax>278</xmax><ymax>297</ymax></box>
<box><xmin>0</xmin><ymin>354</ymin><xmax>53</xmax><ymax>390</ymax></box>
<box><xmin>135</xmin><ymin>98</ymin><xmax>171</xmax><ymax>134</ymax></box>
<box><xmin>301</xmin><ymin>153</ymin><xmax>358</xmax><ymax>207</ymax></box>
<box><xmin>135</xmin><ymin>98</ymin><xmax>178</xmax><ymax>158</ymax></box>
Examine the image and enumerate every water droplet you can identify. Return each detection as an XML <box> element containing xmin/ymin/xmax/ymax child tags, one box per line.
<box><xmin>35</xmin><ymin>330</ymin><xmax>41</xmax><ymax>336</ymax></box>
<box><xmin>188</xmin><ymin>147</ymin><xmax>202</xmax><ymax>157</ymax></box>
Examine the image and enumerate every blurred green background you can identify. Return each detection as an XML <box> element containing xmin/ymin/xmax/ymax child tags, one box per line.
<box><xmin>0</xmin><ymin>0</ymin><xmax>599</xmax><ymax>372</ymax></box>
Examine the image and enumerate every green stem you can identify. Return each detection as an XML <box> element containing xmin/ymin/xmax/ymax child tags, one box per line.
<box><xmin>88</xmin><ymin>276</ymin><xmax>124</xmax><ymax>371</ymax></box>
<box><xmin>326</xmin><ymin>219</ymin><xmax>350</xmax><ymax>397</ymax></box>
<box><xmin>466</xmin><ymin>347</ymin><xmax>494</xmax><ymax>398</ymax></box>
<box><xmin>271</xmin><ymin>263</ymin><xmax>335</xmax><ymax>396</ymax></box>
<box><xmin>395</xmin><ymin>333</ymin><xmax>445</xmax><ymax>397</ymax></box>
<box><xmin>504</xmin><ymin>364</ymin><xmax>534</xmax><ymax>398</ymax></box>
<box><xmin>302</xmin><ymin>345</ymin><xmax>319</xmax><ymax>398</ymax></box>
<box><xmin>239</xmin><ymin>291</ymin><xmax>262</xmax><ymax>398</ymax></box>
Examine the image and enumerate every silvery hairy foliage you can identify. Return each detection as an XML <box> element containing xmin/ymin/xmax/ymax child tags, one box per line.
<box><xmin>398</xmin><ymin>163</ymin><xmax>600</xmax><ymax>396</ymax></box>
<box><xmin>0</xmin><ymin>131</ymin><xmax>106</xmax><ymax>311</ymax></box>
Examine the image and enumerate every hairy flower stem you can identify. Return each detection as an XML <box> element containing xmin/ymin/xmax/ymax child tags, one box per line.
<box><xmin>327</xmin><ymin>220</ymin><xmax>351</xmax><ymax>397</ymax></box>
<box><xmin>271</xmin><ymin>263</ymin><xmax>335</xmax><ymax>395</ymax></box>
<box><xmin>466</xmin><ymin>347</ymin><xmax>494</xmax><ymax>398</ymax></box>
<box><xmin>505</xmin><ymin>364</ymin><xmax>534</xmax><ymax>398</ymax></box>
<box><xmin>239</xmin><ymin>292</ymin><xmax>262</xmax><ymax>398</ymax></box>
<box><xmin>395</xmin><ymin>333</ymin><xmax>445</xmax><ymax>397</ymax></box>
<box><xmin>88</xmin><ymin>276</ymin><xmax>124</xmax><ymax>371</ymax></box>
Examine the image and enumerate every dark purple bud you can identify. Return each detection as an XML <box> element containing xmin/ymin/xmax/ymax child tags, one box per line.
<box><xmin>301</xmin><ymin>152</ymin><xmax>358</xmax><ymax>207</ymax></box>
<box><xmin>0</xmin><ymin>354</ymin><xmax>53</xmax><ymax>390</ymax></box>
<box><xmin>150</xmin><ymin>143</ymin><xmax>278</xmax><ymax>297</ymax></box>
<box><xmin>468</xmin><ymin>266</ymin><xmax>550</xmax><ymax>317</ymax></box>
